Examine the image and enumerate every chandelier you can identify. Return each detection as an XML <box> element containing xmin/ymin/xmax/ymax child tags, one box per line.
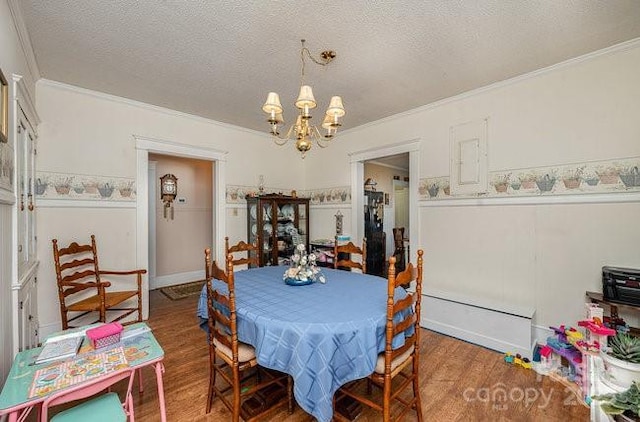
<box><xmin>262</xmin><ymin>39</ymin><xmax>345</xmax><ymax>158</ymax></box>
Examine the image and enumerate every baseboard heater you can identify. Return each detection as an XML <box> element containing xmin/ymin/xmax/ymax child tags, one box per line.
<box><xmin>420</xmin><ymin>288</ymin><xmax>535</xmax><ymax>359</ymax></box>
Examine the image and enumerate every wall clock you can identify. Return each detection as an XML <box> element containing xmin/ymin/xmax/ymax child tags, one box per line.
<box><xmin>160</xmin><ymin>173</ymin><xmax>178</xmax><ymax>219</ymax></box>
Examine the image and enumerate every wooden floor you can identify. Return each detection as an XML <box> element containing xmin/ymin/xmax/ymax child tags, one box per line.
<box><xmin>109</xmin><ymin>290</ymin><xmax>589</xmax><ymax>421</ymax></box>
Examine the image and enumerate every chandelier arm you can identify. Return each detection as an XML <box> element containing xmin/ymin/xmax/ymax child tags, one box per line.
<box><xmin>270</xmin><ymin>124</ymin><xmax>295</xmax><ymax>145</ymax></box>
<box><xmin>271</xmin><ymin>134</ymin><xmax>289</xmax><ymax>146</ymax></box>
<box><xmin>312</xmin><ymin>126</ymin><xmax>330</xmax><ymax>148</ymax></box>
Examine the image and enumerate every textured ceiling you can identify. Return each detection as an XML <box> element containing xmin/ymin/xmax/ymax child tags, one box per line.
<box><xmin>19</xmin><ymin>1</ymin><xmax>640</xmax><ymax>133</ymax></box>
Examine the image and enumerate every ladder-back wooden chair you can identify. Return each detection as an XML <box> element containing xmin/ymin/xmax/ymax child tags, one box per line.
<box><xmin>334</xmin><ymin>250</ymin><xmax>424</xmax><ymax>422</ymax></box>
<box><xmin>52</xmin><ymin>235</ymin><xmax>146</xmax><ymax>330</ymax></box>
<box><xmin>204</xmin><ymin>249</ymin><xmax>292</xmax><ymax>420</ymax></box>
<box><xmin>41</xmin><ymin>367</ymin><xmax>136</xmax><ymax>421</ymax></box>
<box><xmin>334</xmin><ymin>236</ymin><xmax>367</xmax><ymax>273</ymax></box>
<box><xmin>225</xmin><ymin>237</ymin><xmax>259</xmax><ymax>269</ymax></box>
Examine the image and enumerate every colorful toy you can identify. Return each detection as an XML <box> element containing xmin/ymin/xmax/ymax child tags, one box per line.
<box><xmin>503</xmin><ymin>352</ymin><xmax>531</xmax><ymax>369</ymax></box>
<box><xmin>503</xmin><ymin>352</ymin><xmax>514</xmax><ymax>364</ymax></box>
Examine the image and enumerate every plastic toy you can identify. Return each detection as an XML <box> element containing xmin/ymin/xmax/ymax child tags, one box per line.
<box><xmin>503</xmin><ymin>352</ymin><xmax>531</xmax><ymax>369</ymax></box>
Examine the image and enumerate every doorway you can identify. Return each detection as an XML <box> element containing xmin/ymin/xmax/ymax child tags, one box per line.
<box><xmin>135</xmin><ymin>136</ymin><xmax>227</xmax><ymax>320</ymax></box>
<box><xmin>349</xmin><ymin>140</ymin><xmax>421</xmax><ymax>272</ymax></box>
<box><xmin>148</xmin><ymin>153</ymin><xmax>214</xmax><ymax>290</ymax></box>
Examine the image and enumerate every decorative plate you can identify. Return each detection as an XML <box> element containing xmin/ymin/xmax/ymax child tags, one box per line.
<box><xmin>264</xmin><ymin>223</ymin><xmax>273</xmax><ymax>235</ymax></box>
<box><xmin>250</xmin><ymin>205</ymin><xmax>257</xmax><ymax>220</ymax></box>
<box><xmin>251</xmin><ymin>224</ymin><xmax>257</xmax><ymax>236</ymax></box>
<box><xmin>284</xmin><ymin>277</ymin><xmax>313</xmax><ymax>286</ymax></box>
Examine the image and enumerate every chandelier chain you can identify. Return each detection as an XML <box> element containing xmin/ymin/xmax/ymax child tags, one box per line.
<box><xmin>300</xmin><ymin>39</ymin><xmax>334</xmax><ymax>86</ymax></box>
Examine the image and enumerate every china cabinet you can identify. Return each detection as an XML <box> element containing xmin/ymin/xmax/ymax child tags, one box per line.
<box><xmin>246</xmin><ymin>194</ymin><xmax>309</xmax><ymax>267</ymax></box>
<box><xmin>11</xmin><ymin>75</ymin><xmax>40</xmax><ymax>354</ymax></box>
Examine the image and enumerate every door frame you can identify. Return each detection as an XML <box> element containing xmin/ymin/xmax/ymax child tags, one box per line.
<box><xmin>349</xmin><ymin>139</ymin><xmax>421</xmax><ymax>260</ymax></box>
<box><xmin>135</xmin><ymin>135</ymin><xmax>227</xmax><ymax>319</ymax></box>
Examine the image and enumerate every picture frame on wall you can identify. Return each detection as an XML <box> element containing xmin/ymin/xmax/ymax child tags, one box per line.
<box><xmin>0</xmin><ymin>68</ymin><xmax>7</xmax><ymax>143</ymax></box>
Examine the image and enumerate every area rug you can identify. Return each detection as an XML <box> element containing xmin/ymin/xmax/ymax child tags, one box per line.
<box><xmin>159</xmin><ymin>280</ymin><xmax>205</xmax><ymax>300</ymax></box>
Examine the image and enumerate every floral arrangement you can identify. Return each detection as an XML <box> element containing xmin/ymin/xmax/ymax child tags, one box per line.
<box><xmin>283</xmin><ymin>244</ymin><xmax>326</xmax><ymax>284</ymax></box>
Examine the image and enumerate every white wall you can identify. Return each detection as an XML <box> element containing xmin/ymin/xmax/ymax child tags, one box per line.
<box><xmin>305</xmin><ymin>41</ymin><xmax>640</xmax><ymax>330</ymax></box>
<box><xmin>34</xmin><ymin>80</ymin><xmax>306</xmax><ymax>336</ymax></box>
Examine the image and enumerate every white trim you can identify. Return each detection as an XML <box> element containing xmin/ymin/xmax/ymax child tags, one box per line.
<box><xmin>7</xmin><ymin>0</ymin><xmax>41</xmax><ymax>82</ymax></box>
<box><xmin>135</xmin><ymin>136</ymin><xmax>227</xmax><ymax>319</ymax></box>
<box><xmin>148</xmin><ymin>161</ymin><xmax>157</xmax><ymax>289</ymax></box>
<box><xmin>134</xmin><ymin>135</ymin><xmax>228</xmax><ymax>158</ymax></box>
<box><xmin>38</xmin><ymin>79</ymin><xmax>263</xmax><ymax>136</ymax></box>
<box><xmin>310</xmin><ymin>203</ymin><xmax>352</xmax><ymax>209</ymax></box>
<box><xmin>349</xmin><ymin>140</ymin><xmax>421</xmax><ymax>255</ymax></box>
<box><xmin>420</xmin><ymin>191</ymin><xmax>640</xmax><ymax>207</ymax></box>
<box><xmin>349</xmin><ymin>140</ymin><xmax>421</xmax><ymax>163</ymax></box>
<box><xmin>37</xmin><ymin>199</ymin><xmax>136</xmax><ymax>208</ymax></box>
<box><xmin>150</xmin><ymin>270</ymin><xmax>205</xmax><ymax>290</ymax></box>
<box><xmin>136</xmin><ymin>148</ymin><xmax>149</xmax><ymax>319</ymax></box>
<box><xmin>213</xmin><ymin>160</ymin><xmax>226</xmax><ymax>264</ymax></box>
<box><xmin>12</xmin><ymin>75</ymin><xmax>40</xmax><ymax>129</ymax></box>
<box><xmin>341</xmin><ymin>37</ymin><xmax>640</xmax><ymax>136</ymax></box>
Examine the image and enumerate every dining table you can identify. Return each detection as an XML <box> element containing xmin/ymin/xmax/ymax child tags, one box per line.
<box><xmin>196</xmin><ymin>265</ymin><xmax>411</xmax><ymax>422</ymax></box>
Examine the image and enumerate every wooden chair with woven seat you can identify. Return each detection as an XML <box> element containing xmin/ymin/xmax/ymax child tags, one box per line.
<box><xmin>204</xmin><ymin>248</ymin><xmax>293</xmax><ymax>420</ymax></box>
<box><xmin>334</xmin><ymin>250</ymin><xmax>424</xmax><ymax>422</ymax></box>
<box><xmin>41</xmin><ymin>367</ymin><xmax>136</xmax><ymax>421</ymax></box>
<box><xmin>52</xmin><ymin>235</ymin><xmax>146</xmax><ymax>330</ymax></box>
<box><xmin>333</xmin><ymin>236</ymin><xmax>367</xmax><ymax>273</ymax></box>
<box><xmin>225</xmin><ymin>236</ymin><xmax>259</xmax><ymax>269</ymax></box>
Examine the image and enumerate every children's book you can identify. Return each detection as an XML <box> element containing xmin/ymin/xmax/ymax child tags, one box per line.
<box><xmin>35</xmin><ymin>335</ymin><xmax>83</xmax><ymax>365</ymax></box>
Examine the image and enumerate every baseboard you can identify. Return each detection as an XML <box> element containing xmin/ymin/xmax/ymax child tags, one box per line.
<box><xmin>38</xmin><ymin>320</ymin><xmax>61</xmax><ymax>342</ymax></box>
<box><xmin>151</xmin><ymin>270</ymin><xmax>205</xmax><ymax>289</ymax></box>
<box><xmin>532</xmin><ymin>324</ymin><xmax>554</xmax><ymax>348</ymax></box>
<box><xmin>421</xmin><ymin>292</ymin><xmax>535</xmax><ymax>359</ymax></box>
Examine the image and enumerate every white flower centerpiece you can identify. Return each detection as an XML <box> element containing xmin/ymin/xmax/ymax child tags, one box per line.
<box><xmin>283</xmin><ymin>244</ymin><xmax>326</xmax><ymax>285</ymax></box>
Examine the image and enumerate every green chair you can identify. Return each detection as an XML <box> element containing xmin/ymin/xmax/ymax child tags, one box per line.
<box><xmin>41</xmin><ymin>368</ymin><xmax>136</xmax><ymax>421</ymax></box>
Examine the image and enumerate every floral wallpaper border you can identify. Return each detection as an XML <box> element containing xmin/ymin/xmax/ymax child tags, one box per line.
<box><xmin>35</xmin><ymin>171</ymin><xmax>136</xmax><ymax>201</ymax></box>
<box><xmin>226</xmin><ymin>185</ymin><xmax>351</xmax><ymax>205</ymax></box>
<box><xmin>418</xmin><ymin>156</ymin><xmax>640</xmax><ymax>200</ymax></box>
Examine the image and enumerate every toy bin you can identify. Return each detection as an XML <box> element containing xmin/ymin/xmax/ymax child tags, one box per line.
<box><xmin>87</xmin><ymin>322</ymin><xmax>123</xmax><ymax>349</ymax></box>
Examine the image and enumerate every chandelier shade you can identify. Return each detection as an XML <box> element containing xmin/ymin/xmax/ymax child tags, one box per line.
<box><xmin>262</xmin><ymin>39</ymin><xmax>345</xmax><ymax>158</ymax></box>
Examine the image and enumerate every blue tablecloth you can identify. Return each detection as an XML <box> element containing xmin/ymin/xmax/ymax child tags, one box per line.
<box><xmin>196</xmin><ymin>266</ymin><xmax>409</xmax><ymax>422</ymax></box>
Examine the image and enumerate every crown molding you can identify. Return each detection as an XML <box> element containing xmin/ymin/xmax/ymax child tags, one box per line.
<box><xmin>343</xmin><ymin>37</ymin><xmax>640</xmax><ymax>136</ymax></box>
<box><xmin>36</xmin><ymin>79</ymin><xmax>264</xmax><ymax>137</ymax></box>
<box><xmin>7</xmin><ymin>0</ymin><xmax>41</xmax><ymax>82</ymax></box>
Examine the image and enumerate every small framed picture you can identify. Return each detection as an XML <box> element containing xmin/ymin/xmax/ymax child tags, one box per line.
<box><xmin>0</xmin><ymin>68</ymin><xmax>7</xmax><ymax>143</ymax></box>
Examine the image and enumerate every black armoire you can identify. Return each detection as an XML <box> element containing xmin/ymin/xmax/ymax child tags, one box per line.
<box><xmin>364</xmin><ymin>191</ymin><xmax>385</xmax><ymax>277</ymax></box>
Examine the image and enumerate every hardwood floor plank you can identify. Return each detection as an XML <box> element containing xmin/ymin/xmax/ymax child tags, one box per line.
<box><xmin>43</xmin><ymin>290</ymin><xmax>590</xmax><ymax>421</ymax></box>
